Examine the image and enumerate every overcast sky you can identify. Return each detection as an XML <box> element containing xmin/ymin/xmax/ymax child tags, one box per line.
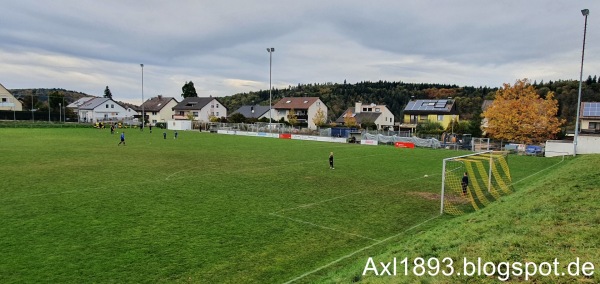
<box><xmin>1</xmin><ymin>0</ymin><xmax>599</xmax><ymax>104</ymax></box>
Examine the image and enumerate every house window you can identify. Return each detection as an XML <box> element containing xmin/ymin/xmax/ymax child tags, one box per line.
<box><xmin>106</xmin><ymin>104</ymin><xmax>109</xmax><ymax>108</ymax></box>
<box><xmin>375</xmin><ymin>108</ymin><xmax>380</xmax><ymax>112</ymax></box>
<box><xmin>438</xmin><ymin>115</ymin><xmax>444</xmax><ymax>121</ymax></box>
<box><xmin>216</xmin><ymin>112</ymin><xmax>219</xmax><ymax>116</ymax></box>
<box><xmin>216</xmin><ymin>104</ymin><xmax>219</xmax><ymax>108</ymax></box>
<box><xmin>1</xmin><ymin>98</ymin><xmax>6</xmax><ymax>102</ymax></box>
<box><xmin>420</xmin><ymin>115</ymin><xmax>428</xmax><ymax>121</ymax></box>
<box><xmin>193</xmin><ymin>112</ymin><xmax>199</xmax><ymax>117</ymax></box>
<box><xmin>590</xmin><ymin>122</ymin><xmax>599</xmax><ymax>130</ymax></box>
<box><xmin>152</xmin><ymin>120</ymin><xmax>157</xmax><ymax>123</ymax></box>
<box><xmin>111</xmin><ymin>104</ymin><xmax>114</xmax><ymax>108</ymax></box>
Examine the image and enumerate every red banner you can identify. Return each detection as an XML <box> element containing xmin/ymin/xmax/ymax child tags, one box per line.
<box><xmin>279</xmin><ymin>133</ymin><xmax>292</xmax><ymax>139</ymax></box>
<box><xmin>395</xmin><ymin>142</ymin><xmax>415</xmax><ymax>148</ymax></box>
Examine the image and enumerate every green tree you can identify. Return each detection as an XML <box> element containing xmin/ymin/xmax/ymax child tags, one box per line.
<box><xmin>230</xmin><ymin>112</ymin><xmax>246</xmax><ymax>123</ymax></box>
<box><xmin>361</xmin><ymin>119</ymin><xmax>376</xmax><ymax>130</ymax></box>
<box><xmin>417</xmin><ymin>120</ymin><xmax>444</xmax><ymax>136</ymax></box>
<box><xmin>22</xmin><ymin>93</ymin><xmax>39</xmax><ymax>111</ymax></box>
<box><xmin>182</xmin><ymin>81</ymin><xmax>198</xmax><ymax>98</ymax></box>
<box><xmin>48</xmin><ymin>91</ymin><xmax>64</xmax><ymax>111</ymax></box>
<box><xmin>103</xmin><ymin>86</ymin><xmax>112</xmax><ymax>99</ymax></box>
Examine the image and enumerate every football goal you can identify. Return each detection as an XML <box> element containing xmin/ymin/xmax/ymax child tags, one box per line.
<box><xmin>440</xmin><ymin>151</ymin><xmax>513</xmax><ymax>215</ymax></box>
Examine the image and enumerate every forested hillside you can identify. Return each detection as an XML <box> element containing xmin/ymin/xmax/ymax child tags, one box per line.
<box><xmin>220</xmin><ymin>77</ymin><xmax>600</xmax><ymax>128</ymax></box>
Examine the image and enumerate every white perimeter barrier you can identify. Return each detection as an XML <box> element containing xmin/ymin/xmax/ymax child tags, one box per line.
<box><xmin>217</xmin><ymin>130</ymin><xmax>346</xmax><ymax>143</ymax></box>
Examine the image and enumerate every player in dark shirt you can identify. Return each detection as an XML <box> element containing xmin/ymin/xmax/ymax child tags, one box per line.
<box><xmin>329</xmin><ymin>152</ymin><xmax>334</xmax><ymax>169</ymax></box>
<box><xmin>461</xmin><ymin>172</ymin><xmax>469</xmax><ymax>196</ymax></box>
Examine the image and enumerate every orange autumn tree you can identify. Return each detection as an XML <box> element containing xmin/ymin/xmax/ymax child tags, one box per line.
<box><xmin>343</xmin><ymin>110</ymin><xmax>358</xmax><ymax>128</ymax></box>
<box><xmin>483</xmin><ymin>79</ymin><xmax>564</xmax><ymax>144</ymax></box>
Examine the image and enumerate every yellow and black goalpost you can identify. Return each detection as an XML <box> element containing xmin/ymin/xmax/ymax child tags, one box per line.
<box><xmin>440</xmin><ymin>151</ymin><xmax>513</xmax><ymax>215</ymax></box>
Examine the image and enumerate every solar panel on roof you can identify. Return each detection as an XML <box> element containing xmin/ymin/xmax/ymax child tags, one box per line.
<box><xmin>583</xmin><ymin>102</ymin><xmax>600</xmax><ymax>117</ymax></box>
<box><xmin>435</xmin><ymin>100</ymin><xmax>447</xmax><ymax>108</ymax></box>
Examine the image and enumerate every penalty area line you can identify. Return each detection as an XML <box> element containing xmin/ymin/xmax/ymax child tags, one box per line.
<box><xmin>282</xmin><ymin>215</ymin><xmax>441</xmax><ymax>284</ymax></box>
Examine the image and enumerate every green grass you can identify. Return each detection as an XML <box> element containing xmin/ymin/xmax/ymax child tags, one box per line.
<box><xmin>0</xmin><ymin>128</ymin><xmax>566</xmax><ymax>283</ymax></box>
<box><xmin>316</xmin><ymin>155</ymin><xmax>599</xmax><ymax>283</ymax></box>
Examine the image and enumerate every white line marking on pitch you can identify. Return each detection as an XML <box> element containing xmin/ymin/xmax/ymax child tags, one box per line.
<box><xmin>510</xmin><ymin>156</ymin><xmax>567</xmax><ymax>186</ymax></box>
<box><xmin>282</xmin><ymin>215</ymin><xmax>440</xmax><ymax>284</ymax></box>
<box><xmin>269</xmin><ymin>212</ymin><xmax>380</xmax><ymax>242</ymax></box>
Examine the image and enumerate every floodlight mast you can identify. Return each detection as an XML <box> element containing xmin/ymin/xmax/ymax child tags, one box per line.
<box><xmin>574</xmin><ymin>9</ymin><xmax>589</xmax><ymax>156</ymax></box>
<box><xmin>141</xmin><ymin>64</ymin><xmax>145</xmax><ymax>130</ymax></box>
<box><xmin>267</xmin><ymin>47</ymin><xmax>275</xmax><ymax>131</ymax></box>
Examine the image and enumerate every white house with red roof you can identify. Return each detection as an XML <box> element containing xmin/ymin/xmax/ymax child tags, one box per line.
<box><xmin>272</xmin><ymin>97</ymin><xmax>328</xmax><ymax>130</ymax></box>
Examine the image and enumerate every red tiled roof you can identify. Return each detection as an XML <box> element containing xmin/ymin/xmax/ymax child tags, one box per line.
<box><xmin>273</xmin><ymin>97</ymin><xmax>320</xmax><ymax>110</ymax></box>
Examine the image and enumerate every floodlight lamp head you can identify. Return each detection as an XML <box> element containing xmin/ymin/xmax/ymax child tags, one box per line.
<box><xmin>267</xmin><ymin>47</ymin><xmax>275</xmax><ymax>52</ymax></box>
<box><xmin>582</xmin><ymin>9</ymin><xmax>589</xmax><ymax>16</ymax></box>
<box><xmin>140</xmin><ymin>63</ymin><xmax>144</xmax><ymax>67</ymax></box>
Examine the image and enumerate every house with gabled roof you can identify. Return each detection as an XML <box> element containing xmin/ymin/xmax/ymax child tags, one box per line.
<box><xmin>402</xmin><ymin>99</ymin><xmax>457</xmax><ymax>129</ymax></box>
<box><xmin>0</xmin><ymin>83</ymin><xmax>23</xmax><ymax>111</ymax></box>
<box><xmin>140</xmin><ymin>95</ymin><xmax>178</xmax><ymax>124</ymax></box>
<box><xmin>230</xmin><ymin>105</ymin><xmax>272</xmax><ymax>120</ymax></box>
<box><xmin>172</xmin><ymin>97</ymin><xmax>227</xmax><ymax>122</ymax></box>
<box><xmin>77</xmin><ymin>97</ymin><xmax>132</xmax><ymax>123</ymax></box>
<box><xmin>335</xmin><ymin>102</ymin><xmax>395</xmax><ymax>130</ymax></box>
<box><xmin>272</xmin><ymin>97</ymin><xmax>327</xmax><ymax>130</ymax></box>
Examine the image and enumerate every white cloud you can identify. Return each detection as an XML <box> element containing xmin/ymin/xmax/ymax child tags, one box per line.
<box><xmin>0</xmin><ymin>0</ymin><xmax>598</xmax><ymax>103</ymax></box>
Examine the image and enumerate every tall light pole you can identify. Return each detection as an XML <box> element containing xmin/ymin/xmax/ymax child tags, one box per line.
<box><xmin>574</xmin><ymin>8</ymin><xmax>589</xmax><ymax>156</ymax></box>
<box><xmin>267</xmin><ymin>47</ymin><xmax>275</xmax><ymax>130</ymax></box>
<box><xmin>48</xmin><ymin>93</ymin><xmax>51</xmax><ymax>122</ymax></box>
<box><xmin>141</xmin><ymin>63</ymin><xmax>145</xmax><ymax>130</ymax></box>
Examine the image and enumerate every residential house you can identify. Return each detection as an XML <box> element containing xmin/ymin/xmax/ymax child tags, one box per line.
<box><xmin>229</xmin><ymin>105</ymin><xmax>273</xmax><ymax>120</ymax></box>
<box><xmin>272</xmin><ymin>97</ymin><xmax>328</xmax><ymax>130</ymax></box>
<box><xmin>77</xmin><ymin>97</ymin><xmax>132</xmax><ymax>123</ymax></box>
<box><xmin>0</xmin><ymin>83</ymin><xmax>23</xmax><ymax>111</ymax></box>
<box><xmin>401</xmin><ymin>99</ymin><xmax>457</xmax><ymax>130</ymax></box>
<box><xmin>140</xmin><ymin>95</ymin><xmax>178</xmax><ymax>124</ymax></box>
<box><xmin>335</xmin><ymin>102</ymin><xmax>395</xmax><ymax>130</ymax></box>
<box><xmin>579</xmin><ymin>102</ymin><xmax>600</xmax><ymax>134</ymax></box>
<box><xmin>172</xmin><ymin>97</ymin><xmax>227</xmax><ymax>122</ymax></box>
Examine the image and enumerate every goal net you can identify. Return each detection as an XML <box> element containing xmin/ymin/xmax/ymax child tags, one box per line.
<box><xmin>440</xmin><ymin>151</ymin><xmax>513</xmax><ymax>215</ymax></box>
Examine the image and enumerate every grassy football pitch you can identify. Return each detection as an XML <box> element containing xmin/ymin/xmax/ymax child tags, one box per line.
<box><xmin>0</xmin><ymin>128</ymin><xmax>563</xmax><ymax>283</ymax></box>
